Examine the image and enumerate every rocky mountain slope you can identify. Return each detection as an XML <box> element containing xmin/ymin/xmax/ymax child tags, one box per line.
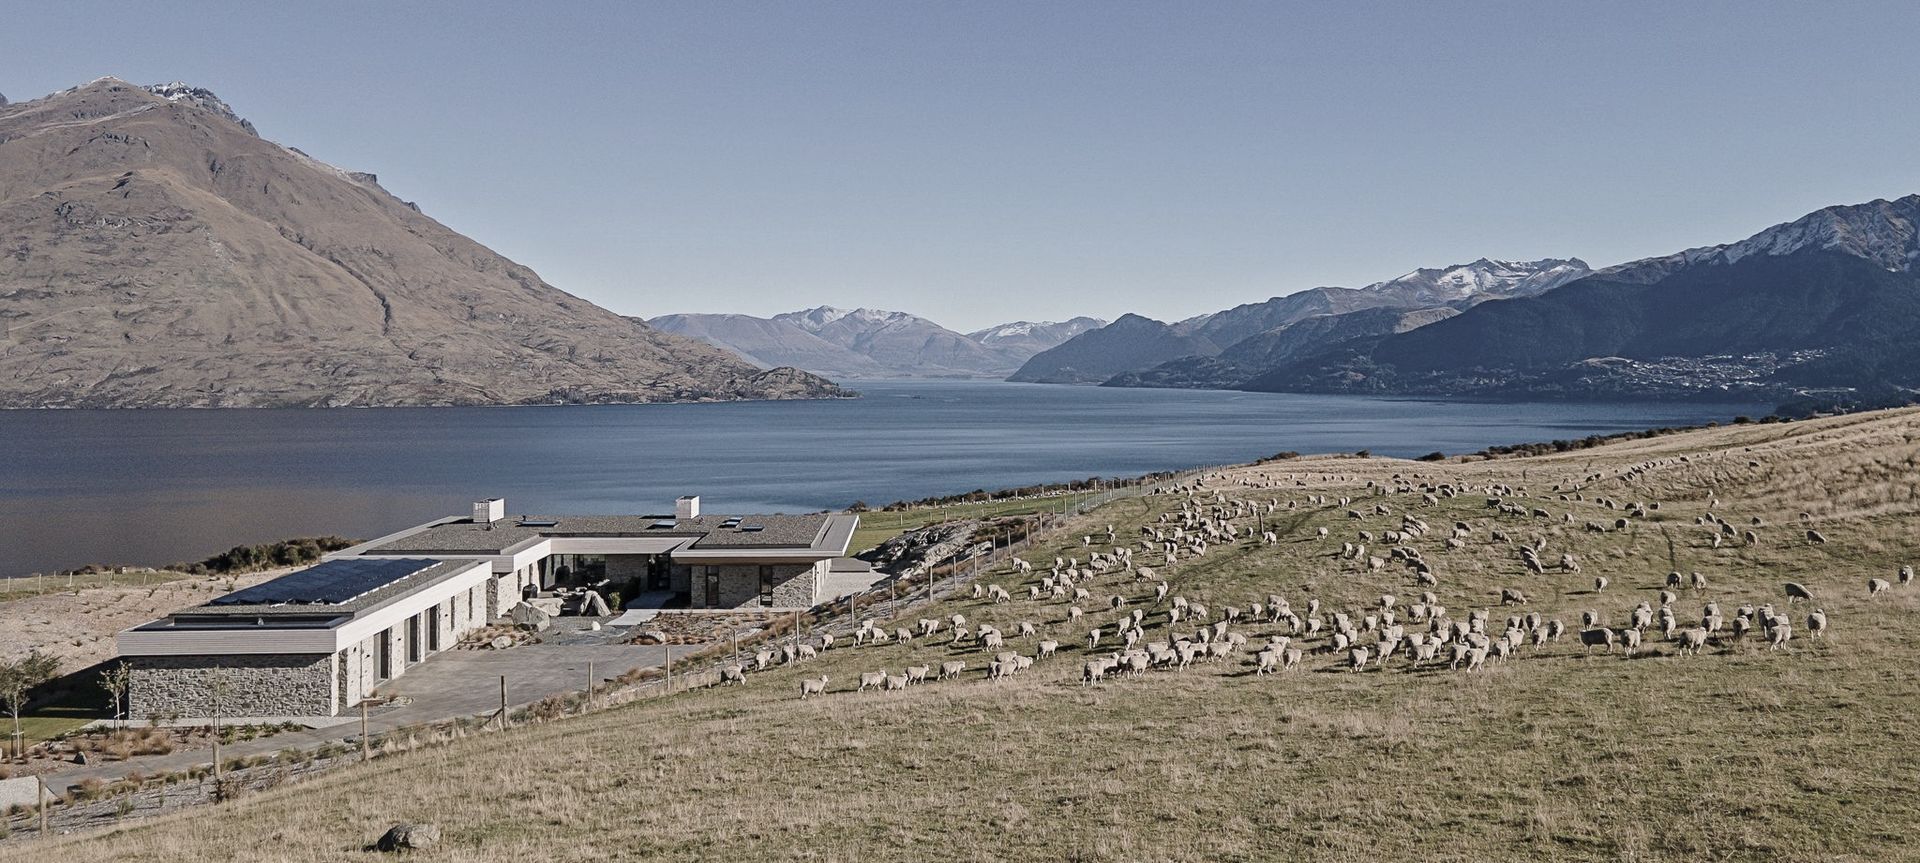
<box><xmin>1108</xmin><ymin>306</ymin><xmax>1458</xmax><ymax>389</ymax></box>
<box><xmin>1011</xmin><ymin>258</ymin><xmax>1586</xmax><ymax>385</ymax></box>
<box><xmin>652</xmin><ymin>307</ymin><xmax>1102</xmax><ymax>378</ymax></box>
<box><xmin>0</xmin><ymin>78</ymin><xmax>843</xmax><ymax>407</ymax></box>
<box><xmin>1006</xmin><ymin>313</ymin><xmax>1224</xmax><ymax>384</ymax></box>
<box><xmin>1246</xmin><ymin>195</ymin><xmax>1920</xmax><ymax>409</ymax></box>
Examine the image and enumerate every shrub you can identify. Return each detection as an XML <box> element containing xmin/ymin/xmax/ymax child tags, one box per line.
<box><xmin>1415</xmin><ymin>451</ymin><xmax>1446</xmax><ymax>462</ymax></box>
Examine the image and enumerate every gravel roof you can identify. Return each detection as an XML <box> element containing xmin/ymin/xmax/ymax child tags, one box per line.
<box><xmin>368</xmin><ymin>512</ymin><xmax>838</xmax><ymax>553</ymax></box>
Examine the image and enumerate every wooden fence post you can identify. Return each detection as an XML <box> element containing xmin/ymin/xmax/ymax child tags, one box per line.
<box><xmin>498</xmin><ymin>675</ymin><xmax>508</xmax><ymax>730</ymax></box>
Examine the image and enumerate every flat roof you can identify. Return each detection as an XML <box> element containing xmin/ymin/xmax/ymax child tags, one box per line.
<box><xmin>366</xmin><ymin>511</ymin><xmax>848</xmax><ymax>555</ymax></box>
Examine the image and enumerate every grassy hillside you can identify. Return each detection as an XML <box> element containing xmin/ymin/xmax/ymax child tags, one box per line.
<box><xmin>19</xmin><ymin>408</ymin><xmax>1920</xmax><ymax>861</ymax></box>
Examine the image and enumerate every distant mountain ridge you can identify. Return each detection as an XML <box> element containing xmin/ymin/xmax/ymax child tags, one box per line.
<box><xmin>1010</xmin><ymin>258</ymin><xmax>1589</xmax><ymax>385</ymax></box>
<box><xmin>1244</xmin><ymin>195</ymin><xmax>1920</xmax><ymax>409</ymax></box>
<box><xmin>651</xmin><ymin>307</ymin><xmax>1103</xmax><ymax>378</ymax></box>
<box><xmin>0</xmin><ymin>78</ymin><xmax>844</xmax><ymax>407</ymax></box>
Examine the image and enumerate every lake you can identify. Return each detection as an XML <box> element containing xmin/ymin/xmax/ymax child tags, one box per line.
<box><xmin>0</xmin><ymin>380</ymin><xmax>1766</xmax><ymax>577</ymax></box>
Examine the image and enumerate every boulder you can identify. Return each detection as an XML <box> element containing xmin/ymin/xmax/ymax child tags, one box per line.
<box><xmin>588</xmin><ymin>621</ymin><xmax>602</xmax><ymax>632</ymax></box>
<box><xmin>509</xmin><ymin>601</ymin><xmax>552</xmax><ymax>631</ymax></box>
<box><xmin>578</xmin><ymin>590</ymin><xmax>611</xmax><ymax>616</ymax></box>
<box><xmin>490</xmin><ymin>635</ymin><xmax>515</xmax><ymax>650</ymax></box>
<box><xmin>375</xmin><ymin>822</ymin><xmax>440</xmax><ymax>852</ymax></box>
<box><xmin>636</xmin><ymin>629</ymin><xmax>669</xmax><ymax>645</ymax></box>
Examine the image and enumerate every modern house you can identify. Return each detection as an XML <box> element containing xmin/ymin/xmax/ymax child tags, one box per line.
<box><xmin>115</xmin><ymin>497</ymin><xmax>858</xmax><ymax>720</ymax></box>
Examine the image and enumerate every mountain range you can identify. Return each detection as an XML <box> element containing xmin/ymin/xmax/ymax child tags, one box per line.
<box><xmin>0</xmin><ymin>78</ymin><xmax>842</xmax><ymax>407</ymax></box>
<box><xmin>1011</xmin><ymin>258</ymin><xmax>1591</xmax><ymax>385</ymax></box>
<box><xmin>1248</xmin><ymin>195</ymin><xmax>1920</xmax><ymax>408</ymax></box>
<box><xmin>650</xmin><ymin>308</ymin><xmax>1103</xmax><ymax>378</ymax></box>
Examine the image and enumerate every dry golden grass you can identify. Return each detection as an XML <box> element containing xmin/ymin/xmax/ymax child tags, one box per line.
<box><xmin>19</xmin><ymin>408</ymin><xmax>1920</xmax><ymax>862</ymax></box>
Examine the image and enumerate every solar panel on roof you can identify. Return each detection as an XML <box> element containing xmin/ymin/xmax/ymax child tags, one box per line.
<box><xmin>209</xmin><ymin>558</ymin><xmax>436</xmax><ymax>607</ymax></box>
<box><xmin>740</xmin><ymin>524</ymin><xmax>764</xmax><ymax>532</ymax></box>
<box><xmin>649</xmin><ymin>520</ymin><xmax>679</xmax><ymax>529</ymax></box>
<box><xmin>518</xmin><ymin>519</ymin><xmax>559</xmax><ymax>527</ymax></box>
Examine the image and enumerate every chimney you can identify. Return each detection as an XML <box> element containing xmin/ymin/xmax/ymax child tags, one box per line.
<box><xmin>473</xmin><ymin>498</ymin><xmax>505</xmax><ymax>524</ymax></box>
<box><xmin>675</xmin><ymin>496</ymin><xmax>700</xmax><ymax>520</ymax></box>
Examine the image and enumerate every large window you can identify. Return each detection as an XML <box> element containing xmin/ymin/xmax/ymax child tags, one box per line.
<box><xmin>758</xmin><ymin>566</ymin><xmax>775</xmax><ymax>607</ymax></box>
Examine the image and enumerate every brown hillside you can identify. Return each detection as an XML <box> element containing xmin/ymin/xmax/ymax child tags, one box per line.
<box><xmin>0</xmin><ymin>78</ymin><xmax>842</xmax><ymax>407</ymax></box>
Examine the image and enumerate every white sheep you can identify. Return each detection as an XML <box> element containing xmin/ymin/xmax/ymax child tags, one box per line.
<box><xmin>799</xmin><ymin>675</ymin><xmax>830</xmax><ymax>699</ymax></box>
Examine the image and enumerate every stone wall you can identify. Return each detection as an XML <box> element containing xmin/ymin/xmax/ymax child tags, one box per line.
<box><xmin>129</xmin><ymin>653</ymin><xmax>336</xmax><ymax>719</ymax></box>
<box><xmin>672</xmin><ymin>563</ymin><xmax>820</xmax><ymax>609</ymax></box>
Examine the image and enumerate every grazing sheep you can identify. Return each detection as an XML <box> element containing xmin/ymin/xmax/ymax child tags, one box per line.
<box><xmin>721</xmin><ymin>664</ymin><xmax>748</xmax><ymax>685</ymax></box>
<box><xmin>798</xmin><ymin>644</ymin><xmax>818</xmax><ymax>661</ymax></box>
<box><xmin>1282</xmin><ymin>647</ymin><xmax>1304</xmax><ymax>670</ymax></box>
<box><xmin>885</xmin><ymin>674</ymin><xmax>909</xmax><ymax>691</ymax></box>
<box><xmin>1082</xmin><ymin>659</ymin><xmax>1108</xmax><ymax>684</ymax></box>
<box><xmin>1807</xmin><ymin>529</ymin><xmax>1828</xmax><ymax>544</ymax></box>
<box><xmin>1349</xmin><ymin>646</ymin><xmax>1371</xmax><ymax>672</ymax></box>
<box><xmin>1256</xmin><ymin>649</ymin><xmax>1280</xmax><ymax>675</ymax></box>
<box><xmin>905</xmin><ymin>665</ymin><xmax>931</xmax><ymax>685</ymax></box>
<box><xmin>858</xmin><ymin>671</ymin><xmax>888</xmax><ymax>692</ymax></box>
<box><xmin>1690</xmin><ymin>571</ymin><xmax>1707</xmax><ymax>591</ymax></box>
<box><xmin>1768</xmin><ymin>620</ymin><xmax>1793</xmax><ymax>651</ymax></box>
<box><xmin>1578</xmin><ymin>628</ymin><xmax>1617</xmax><ymax>652</ymax></box>
<box><xmin>1807</xmin><ymin>609</ymin><xmax>1828</xmax><ymax>639</ymax></box>
<box><xmin>1593</xmin><ymin>576</ymin><xmax>1609</xmax><ymax>593</ymax></box>
<box><xmin>1038</xmin><ymin>639</ymin><xmax>1059</xmax><ymax>659</ymax></box>
<box><xmin>820</xmin><ymin>633</ymin><xmax>835</xmax><ymax>651</ymax></box>
<box><xmin>1676</xmin><ymin>628</ymin><xmax>1709</xmax><ymax>656</ymax></box>
<box><xmin>1666</xmin><ymin>572</ymin><xmax>1684</xmax><ymax>589</ymax></box>
<box><xmin>1618</xmin><ymin>628</ymin><xmax>1643</xmax><ymax>656</ymax></box>
<box><xmin>1783</xmin><ymin>582</ymin><xmax>1814</xmax><ymax>604</ymax></box>
<box><xmin>1500</xmin><ymin>588</ymin><xmax>1529</xmax><ymax>606</ymax></box>
<box><xmin>1869</xmin><ymin>577</ymin><xmax>1892</xmax><ymax>598</ymax></box>
<box><xmin>799</xmin><ymin>675</ymin><xmax>830</xmax><ymax>699</ymax></box>
<box><xmin>1087</xmin><ymin>628</ymin><xmax>1103</xmax><ymax>651</ymax></box>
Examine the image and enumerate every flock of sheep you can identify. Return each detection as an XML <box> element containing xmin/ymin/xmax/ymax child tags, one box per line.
<box><xmin>708</xmin><ymin>453</ymin><xmax>1908</xmax><ymax>701</ymax></box>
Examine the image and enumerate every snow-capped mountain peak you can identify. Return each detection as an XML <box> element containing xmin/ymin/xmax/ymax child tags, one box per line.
<box><xmin>774</xmin><ymin>306</ymin><xmax>924</xmax><ymax>333</ymax></box>
<box><xmin>144</xmin><ymin>81</ymin><xmax>257</xmax><ymax>135</ymax></box>
<box><xmin>967</xmin><ymin>317</ymin><xmax>1107</xmax><ymax>345</ymax></box>
<box><xmin>1361</xmin><ymin>258</ymin><xmax>1592</xmax><ymax>304</ymax></box>
<box><xmin>1603</xmin><ymin>195</ymin><xmax>1920</xmax><ymax>283</ymax></box>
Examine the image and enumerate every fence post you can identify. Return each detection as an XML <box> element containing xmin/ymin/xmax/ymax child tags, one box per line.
<box><xmin>586</xmin><ymin>660</ymin><xmax>594</xmax><ymax>713</ymax></box>
<box><xmin>498</xmin><ymin>675</ymin><xmax>508</xmax><ymax>730</ymax></box>
<box><xmin>360</xmin><ymin>699</ymin><xmax>370</xmax><ymax>762</ymax></box>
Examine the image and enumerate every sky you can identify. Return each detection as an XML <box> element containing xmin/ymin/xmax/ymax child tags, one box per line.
<box><xmin>5</xmin><ymin>1</ymin><xmax>1920</xmax><ymax>331</ymax></box>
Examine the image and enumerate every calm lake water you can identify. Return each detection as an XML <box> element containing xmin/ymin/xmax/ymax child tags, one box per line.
<box><xmin>0</xmin><ymin>380</ymin><xmax>1765</xmax><ymax>577</ymax></box>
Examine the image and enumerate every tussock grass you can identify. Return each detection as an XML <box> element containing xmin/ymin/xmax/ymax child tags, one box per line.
<box><xmin>18</xmin><ymin>408</ymin><xmax>1920</xmax><ymax>861</ymax></box>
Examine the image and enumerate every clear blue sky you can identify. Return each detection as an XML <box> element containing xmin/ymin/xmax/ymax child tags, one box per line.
<box><xmin>6</xmin><ymin>2</ymin><xmax>1918</xmax><ymax>331</ymax></box>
